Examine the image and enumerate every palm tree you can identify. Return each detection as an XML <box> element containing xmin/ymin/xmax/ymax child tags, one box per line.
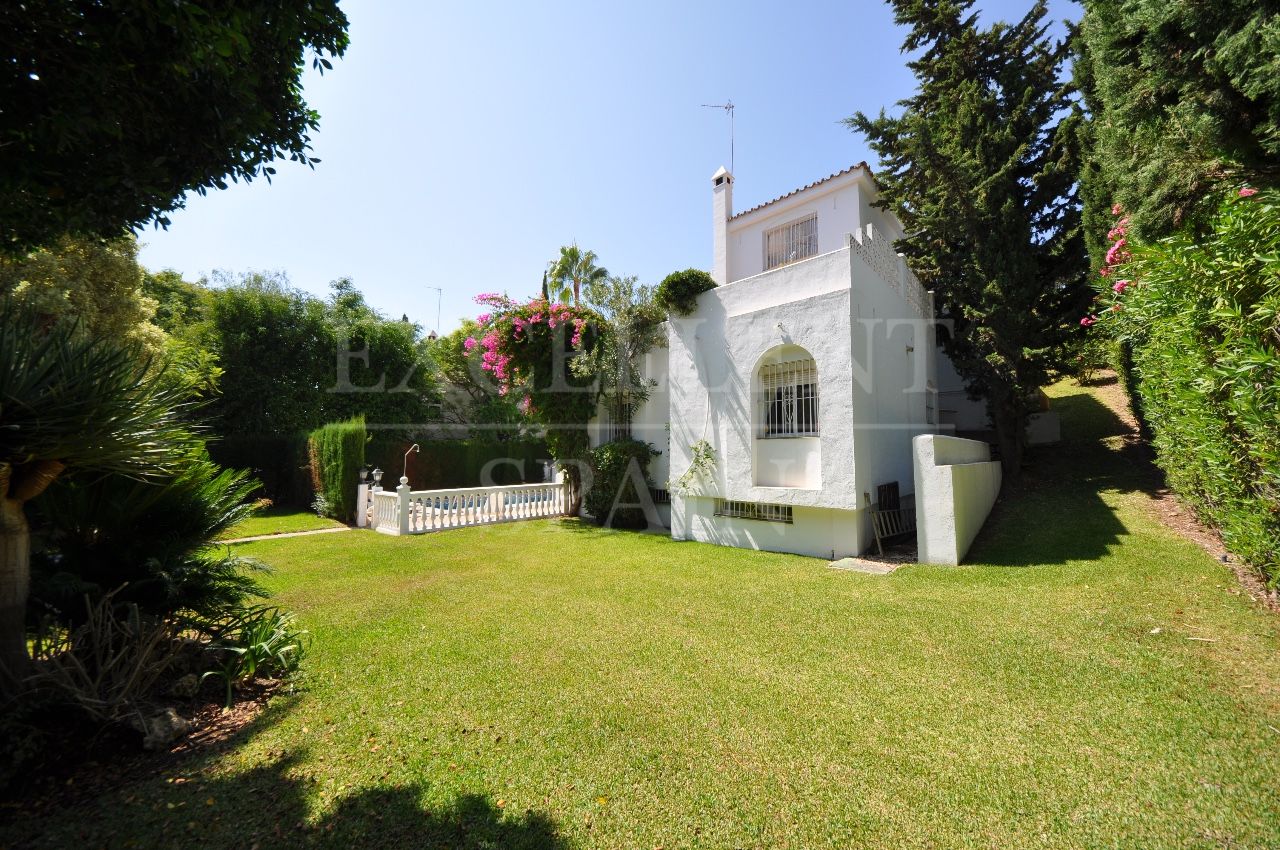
<box><xmin>0</xmin><ymin>305</ymin><xmax>192</xmax><ymax>693</ymax></box>
<box><xmin>546</xmin><ymin>244</ymin><xmax>608</xmax><ymax>306</ymax></box>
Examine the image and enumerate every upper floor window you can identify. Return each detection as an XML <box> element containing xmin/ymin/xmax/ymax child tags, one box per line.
<box><xmin>760</xmin><ymin>357</ymin><xmax>819</xmax><ymax>437</ymax></box>
<box><xmin>764</xmin><ymin>214</ymin><xmax>818</xmax><ymax>270</ymax></box>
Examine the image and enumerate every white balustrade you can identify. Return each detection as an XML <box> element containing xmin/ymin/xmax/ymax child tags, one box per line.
<box><xmin>366</xmin><ymin>480</ymin><xmax>569</xmax><ymax>536</ymax></box>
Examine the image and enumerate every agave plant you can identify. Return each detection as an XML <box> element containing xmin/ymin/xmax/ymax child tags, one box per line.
<box><xmin>0</xmin><ymin>303</ymin><xmax>193</xmax><ymax>693</ymax></box>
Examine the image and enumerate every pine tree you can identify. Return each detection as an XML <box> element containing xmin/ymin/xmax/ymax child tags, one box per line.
<box><xmin>1078</xmin><ymin>0</ymin><xmax>1280</xmax><ymax>245</ymax></box>
<box><xmin>847</xmin><ymin>0</ymin><xmax>1090</xmax><ymax>478</ymax></box>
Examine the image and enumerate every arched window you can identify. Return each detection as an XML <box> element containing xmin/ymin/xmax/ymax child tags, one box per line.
<box><xmin>758</xmin><ymin>351</ymin><xmax>819</xmax><ymax>437</ymax></box>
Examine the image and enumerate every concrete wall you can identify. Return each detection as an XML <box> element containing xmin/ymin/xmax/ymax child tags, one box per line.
<box><xmin>913</xmin><ymin>434</ymin><xmax>1002</xmax><ymax>565</ymax></box>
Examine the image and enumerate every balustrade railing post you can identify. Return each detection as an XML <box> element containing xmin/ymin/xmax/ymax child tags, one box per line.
<box><xmin>356</xmin><ymin>483</ymin><xmax>368</xmax><ymax>528</ymax></box>
<box><xmin>397</xmin><ymin>476</ymin><xmax>411</xmax><ymax>535</ymax></box>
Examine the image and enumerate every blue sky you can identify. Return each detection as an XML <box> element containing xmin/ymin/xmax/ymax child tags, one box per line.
<box><xmin>137</xmin><ymin>0</ymin><xmax>1078</xmax><ymax>335</ymax></box>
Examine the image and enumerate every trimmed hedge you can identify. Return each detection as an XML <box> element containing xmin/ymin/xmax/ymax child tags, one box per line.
<box><xmin>655</xmin><ymin>268</ymin><xmax>717</xmax><ymax>316</ymax></box>
<box><xmin>585</xmin><ymin>439</ymin><xmax>660</xmax><ymax>529</ymax></box>
<box><xmin>308</xmin><ymin>417</ymin><xmax>366</xmax><ymax>522</ymax></box>
<box><xmin>1095</xmin><ymin>189</ymin><xmax>1279</xmax><ymax>581</ymax></box>
<box><xmin>365</xmin><ymin>438</ymin><xmax>551</xmax><ymax>490</ymax></box>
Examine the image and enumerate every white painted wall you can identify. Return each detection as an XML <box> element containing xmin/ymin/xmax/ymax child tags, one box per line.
<box><xmin>913</xmin><ymin>434</ymin><xmax>1002</xmax><ymax>565</ymax></box>
<box><xmin>671</xmin><ymin>498</ymin><xmax>863</xmax><ymax>561</ymax></box>
<box><xmin>722</xmin><ymin>167</ymin><xmax>906</xmax><ymax>285</ymax></box>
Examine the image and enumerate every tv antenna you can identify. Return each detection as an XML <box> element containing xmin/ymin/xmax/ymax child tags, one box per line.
<box><xmin>701</xmin><ymin>100</ymin><xmax>735</xmax><ymax>174</ymax></box>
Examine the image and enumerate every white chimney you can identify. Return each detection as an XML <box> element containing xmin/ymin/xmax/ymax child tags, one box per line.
<box><xmin>711</xmin><ymin>166</ymin><xmax>733</xmax><ymax>285</ymax></box>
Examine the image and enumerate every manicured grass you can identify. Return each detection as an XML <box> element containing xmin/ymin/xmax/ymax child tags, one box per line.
<box><xmin>219</xmin><ymin>506</ymin><xmax>345</xmax><ymax>540</ymax></box>
<box><xmin>6</xmin><ymin>380</ymin><xmax>1279</xmax><ymax>848</ymax></box>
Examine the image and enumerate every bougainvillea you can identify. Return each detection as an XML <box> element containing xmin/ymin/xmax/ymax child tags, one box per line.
<box><xmin>466</xmin><ymin>293</ymin><xmax>607</xmax><ymax>513</ymax></box>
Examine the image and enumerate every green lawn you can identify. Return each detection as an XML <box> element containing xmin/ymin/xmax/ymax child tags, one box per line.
<box><xmin>7</xmin><ymin>380</ymin><xmax>1279</xmax><ymax>849</ymax></box>
<box><xmin>219</xmin><ymin>505</ymin><xmax>345</xmax><ymax>540</ymax></box>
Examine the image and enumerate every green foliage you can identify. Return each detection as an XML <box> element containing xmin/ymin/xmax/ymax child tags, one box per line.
<box><xmin>585</xmin><ymin>439</ymin><xmax>660</xmax><ymax>529</ymax></box>
<box><xmin>1089</xmin><ymin>190</ymin><xmax>1280</xmax><ymax>580</ymax></box>
<box><xmin>673</xmin><ymin>439</ymin><xmax>717</xmax><ymax>494</ymax></box>
<box><xmin>201</xmin><ymin>604</ymin><xmax>308</xmax><ymax>708</ymax></box>
<box><xmin>547</xmin><ymin>244</ymin><xmax>608</xmax><ymax>305</ymax></box>
<box><xmin>581</xmin><ymin>274</ymin><xmax>667</xmax><ymax>422</ymax></box>
<box><xmin>1077</xmin><ymin>0</ymin><xmax>1280</xmax><ymax>245</ymax></box>
<box><xmin>654</xmin><ymin>268</ymin><xmax>717</xmax><ymax>316</ymax></box>
<box><xmin>193</xmin><ymin>273</ymin><xmax>440</xmax><ymax>436</ymax></box>
<box><xmin>0</xmin><ymin>0</ymin><xmax>349</xmax><ymax>253</ymax></box>
<box><xmin>307</xmin><ymin>417</ymin><xmax>366</xmax><ymax>522</ymax></box>
<box><xmin>0</xmin><ymin>234</ymin><xmax>166</xmax><ymax>355</ymax></box>
<box><xmin>471</xmin><ymin>295</ymin><xmax>608</xmax><ymax>512</ymax></box>
<box><xmin>206</xmin><ymin>435</ymin><xmax>312</xmax><ymax>508</ymax></box>
<box><xmin>0</xmin><ymin>302</ymin><xmax>195</xmax><ymax>491</ymax></box>
<box><xmin>847</xmin><ymin>0</ymin><xmax>1090</xmax><ymax>475</ymax></box>
<box><xmin>30</xmin><ymin>456</ymin><xmax>266</xmax><ymax>624</ymax></box>
<box><xmin>365</xmin><ymin>438</ymin><xmax>550</xmax><ymax>490</ymax></box>
<box><xmin>424</xmin><ymin>319</ymin><xmax>523</xmax><ymax>430</ymax></box>
<box><xmin>142</xmin><ymin>269</ymin><xmax>207</xmax><ymax>335</ymax></box>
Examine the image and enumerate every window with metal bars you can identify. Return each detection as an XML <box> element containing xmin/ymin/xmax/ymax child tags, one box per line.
<box><xmin>763</xmin><ymin>214</ymin><xmax>818</xmax><ymax>270</ymax></box>
<box><xmin>714</xmin><ymin>499</ymin><xmax>793</xmax><ymax>523</ymax></box>
<box><xmin>759</xmin><ymin>358</ymin><xmax>819</xmax><ymax>437</ymax></box>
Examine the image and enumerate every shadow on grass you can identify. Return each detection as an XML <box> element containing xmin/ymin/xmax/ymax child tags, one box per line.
<box><xmin>165</xmin><ymin>757</ymin><xmax>565</xmax><ymax>850</ymax></box>
<box><xmin>4</xmin><ymin>684</ymin><xmax>566</xmax><ymax>850</ymax></box>
<box><xmin>9</xmin><ymin>749</ymin><xmax>564</xmax><ymax>850</ymax></box>
<box><xmin>966</xmin><ymin>389</ymin><xmax>1162</xmax><ymax>567</ymax></box>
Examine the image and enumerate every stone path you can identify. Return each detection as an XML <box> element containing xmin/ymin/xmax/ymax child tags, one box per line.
<box><xmin>827</xmin><ymin>556</ymin><xmax>901</xmax><ymax>575</ymax></box>
<box><xmin>220</xmin><ymin>526</ymin><xmax>352</xmax><ymax>544</ymax></box>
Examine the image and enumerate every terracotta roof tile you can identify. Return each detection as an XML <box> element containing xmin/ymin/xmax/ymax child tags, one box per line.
<box><xmin>730</xmin><ymin>162</ymin><xmax>871</xmax><ymax>221</ymax></box>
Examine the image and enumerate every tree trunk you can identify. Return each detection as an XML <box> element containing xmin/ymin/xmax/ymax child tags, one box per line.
<box><xmin>0</xmin><ymin>496</ymin><xmax>31</xmax><ymax>694</ymax></box>
<box><xmin>989</xmin><ymin>391</ymin><xmax>1026</xmax><ymax>483</ymax></box>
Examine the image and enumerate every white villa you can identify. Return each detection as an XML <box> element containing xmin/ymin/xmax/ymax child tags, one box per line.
<box><xmin>368</xmin><ymin>163</ymin><xmax>1016</xmax><ymax>564</ymax></box>
<box><xmin>596</xmin><ymin>163</ymin><xmax>961</xmax><ymax>560</ymax></box>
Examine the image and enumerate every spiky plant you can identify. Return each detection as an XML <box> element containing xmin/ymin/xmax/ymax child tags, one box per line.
<box><xmin>0</xmin><ymin>303</ymin><xmax>193</xmax><ymax>692</ymax></box>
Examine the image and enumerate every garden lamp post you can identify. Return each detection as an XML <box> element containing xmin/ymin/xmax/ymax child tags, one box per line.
<box><xmin>371</xmin><ymin>467</ymin><xmax>383</xmax><ymax>491</ymax></box>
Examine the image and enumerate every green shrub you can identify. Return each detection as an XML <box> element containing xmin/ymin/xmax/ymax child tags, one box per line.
<box><xmin>585</xmin><ymin>439</ymin><xmax>660</xmax><ymax>529</ymax></box>
<box><xmin>307</xmin><ymin>416</ymin><xmax>366</xmax><ymax>521</ymax></box>
<box><xmin>30</xmin><ymin>456</ymin><xmax>266</xmax><ymax>624</ymax></box>
<box><xmin>655</xmin><ymin>268</ymin><xmax>717</xmax><ymax>316</ymax></box>
<box><xmin>1092</xmin><ymin>189</ymin><xmax>1280</xmax><ymax>581</ymax></box>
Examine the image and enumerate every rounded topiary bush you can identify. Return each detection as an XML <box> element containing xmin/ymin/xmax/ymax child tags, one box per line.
<box><xmin>585</xmin><ymin>438</ymin><xmax>659</xmax><ymax>529</ymax></box>
<box><xmin>655</xmin><ymin>268</ymin><xmax>717</xmax><ymax>316</ymax></box>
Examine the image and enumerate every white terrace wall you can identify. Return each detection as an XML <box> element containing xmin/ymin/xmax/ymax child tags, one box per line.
<box><xmin>913</xmin><ymin>434</ymin><xmax>1002</xmax><ymax>565</ymax></box>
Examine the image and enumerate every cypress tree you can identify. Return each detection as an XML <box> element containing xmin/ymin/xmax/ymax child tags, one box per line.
<box><xmin>1078</xmin><ymin>0</ymin><xmax>1280</xmax><ymax>247</ymax></box>
<box><xmin>848</xmin><ymin>0</ymin><xmax>1090</xmax><ymax>478</ymax></box>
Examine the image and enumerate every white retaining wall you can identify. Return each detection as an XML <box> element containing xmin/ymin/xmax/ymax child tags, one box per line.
<box><xmin>913</xmin><ymin>434</ymin><xmax>1002</xmax><ymax>565</ymax></box>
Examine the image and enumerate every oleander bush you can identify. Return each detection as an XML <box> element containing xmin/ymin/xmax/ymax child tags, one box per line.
<box><xmin>1088</xmin><ymin>188</ymin><xmax>1280</xmax><ymax>581</ymax></box>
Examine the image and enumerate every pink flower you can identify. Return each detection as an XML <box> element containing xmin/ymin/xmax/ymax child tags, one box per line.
<box><xmin>475</xmin><ymin>313</ymin><xmax>491</xmax><ymax>325</ymax></box>
<box><xmin>1099</xmin><ymin>266</ymin><xmax>1111</xmax><ymax>278</ymax></box>
<box><xmin>463</xmin><ymin>336</ymin><xmax>477</xmax><ymax>352</ymax></box>
<box><xmin>1081</xmin><ymin>316</ymin><xmax>1096</xmax><ymax>327</ymax></box>
<box><xmin>1112</xmin><ymin>279</ymin><xmax>1129</xmax><ymax>294</ymax></box>
<box><xmin>1239</xmin><ymin>187</ymin><xmax>1259</xmax><ymax>198</ymax></box>
<box><xmin>1111</xmin><ymin>202</ymin><xmax>1124</xmax><ymax>216</ymax></box>
<box><xmin>1105</xmin><ymin>238</ymin><xmax>1128</xmax><ymax>267</ymax></box>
